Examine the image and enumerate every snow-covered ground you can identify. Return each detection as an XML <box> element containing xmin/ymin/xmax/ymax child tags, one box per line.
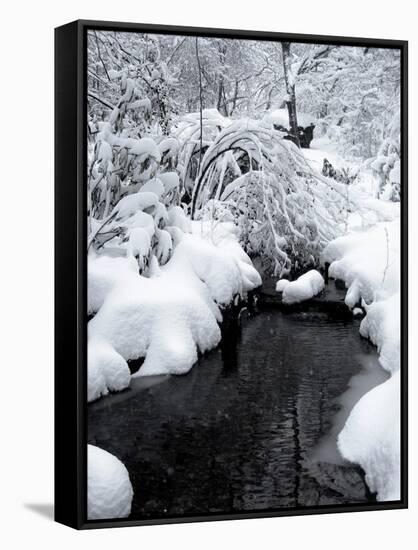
<box><xmin>88</xmin><ymin>222</ymin><xmax>261</xmax><ymax>401</ymax></box>
<box><xmin>322</xmin><ymin>217</ymin><xmax>401</xmax><ymax>501</ymax></box>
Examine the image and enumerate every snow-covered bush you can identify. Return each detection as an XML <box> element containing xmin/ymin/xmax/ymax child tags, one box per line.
<box><xmin>370</xmin><ymin>138</ymin><xmax>401</xmax><ymax>202</ymax></box>
<box><xmin>181</xmin><ymin>117</ymin><xmax>358</xmax><ymax>276</ymax></box>
<box><xmin>88</xmin><ymin>226</ymin><xmax>261</xmax><ymax>396</ymax></box>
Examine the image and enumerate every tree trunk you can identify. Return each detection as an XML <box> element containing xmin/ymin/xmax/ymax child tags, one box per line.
<box><xmin>191</xmin><ymin>37</ymin><xmax>204</xmax><ymax>219</ymax></box>
<box><xmin>281</xmin><ymin>42</ymin><xmax>300</xmax><ymax>148</ymax></box>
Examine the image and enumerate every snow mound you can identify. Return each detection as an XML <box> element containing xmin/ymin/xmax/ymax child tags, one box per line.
<box><xmin>88</xmin><ymin>445</ymin><xmax>133</xmax><ymax>520</ymax></box>
<box><xmin>280</xmin><ymin>270</ymin><xmax>324</xmax><ymax>304</ymax></box>
<box><xmin>338</xmin><ymin>371</ymin><xmax>400</xmax><ymax>501</ymax></box>
<box><xmin>88</xmin><ymin>338</ymin><xmax>131</xmax><ymax>402</ymax></box>
<box><xmin>323</xmin><ymin>218</ymin><xmax>401</xmax><ymax>501</ymax></box>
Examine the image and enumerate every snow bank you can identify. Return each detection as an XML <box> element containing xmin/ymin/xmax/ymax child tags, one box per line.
<box><xmin>323</xmin><ymin>219</ymin><xmax>401</xmax><ymax>501</ymax></box>
<box><xmin>338</xmin><ymin>371</ymin><xmax>400</xmax><ymax>501</ymax></box>
<box><xmin>278</xmin><ymin>270</ymin><xmax>324</xmax><ymax>304</ymax></box>
<box><xmin>323</xmin><ymin>221</ymin><xmax>399</xmax><ymax>308</ymax></box>
<box><xmin>88</xmin><ymin>224</ymin><xmax>261</xmax><ymax>395</ymax></box>
<box><xmin>88</xmin><ymin>445</ymin><xmax>133</xmax><ymax>520</ymax></box>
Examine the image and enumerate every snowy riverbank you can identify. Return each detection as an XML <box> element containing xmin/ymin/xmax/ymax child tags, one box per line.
<box><xmin>322</xmin><ymin>217</ymin><xmax>401</xmax><ymax>501</ymax></box>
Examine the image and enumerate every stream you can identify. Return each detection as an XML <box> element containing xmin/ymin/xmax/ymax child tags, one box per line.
<box><xmin>88</xmin><ymin>283</ymin><xmax>388</xmax><ymax>519</ymax></box>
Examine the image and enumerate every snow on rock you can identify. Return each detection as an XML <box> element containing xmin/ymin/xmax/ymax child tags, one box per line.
<box><xmin>88</xmin><ymin>445</ymin><xmax>133</xmax><ymax>520</ymax></box>
<box><xmin>280</xmin><ymin>270</ymin><xmax>324</xmax><ymax>304</ymax></box>
<box><xmin>323</xmin><ymin>218</ymin><xmax>401</xmax><ymax>501</ymax></box>
<box><xmin>88</xmin><ymin>225</ymin><xmax>261</xmax><ymax>386</ymax></box>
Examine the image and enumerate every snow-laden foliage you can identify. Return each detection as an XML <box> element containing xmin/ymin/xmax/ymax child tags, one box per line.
<box><xmin>182</xmin><ymin>117</ymin><xmax>361</xmax><ymax>276</ymax></box>
<box><xmin>370</xmin><ymin>112</ymin><xmax>401</xmax><ymax>201</ymax></box>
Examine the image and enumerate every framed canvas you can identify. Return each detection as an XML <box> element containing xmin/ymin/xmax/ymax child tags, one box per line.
<box><xmin>55</xmin><ymin>19</ymin><xmax>408</xmax><ymax>529</ymax></box>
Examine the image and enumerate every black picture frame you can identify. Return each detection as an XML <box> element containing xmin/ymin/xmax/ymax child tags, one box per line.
<box><xmin>55</xmin><ymin>19</ymin><xmax>408</xmax><ymax>530</ymax></box>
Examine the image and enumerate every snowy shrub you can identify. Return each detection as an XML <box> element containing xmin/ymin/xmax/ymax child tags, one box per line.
<box><xmin>181</xmin><ymin>117</ymin><xmax>357</xmax><ymax>276</ymax></box>
<box><xmin>370</xmin><ymin>137</ymin><xmax>401</xmax><ymax>202</ymax></box>
<box><xmin>88</xmin><ymin>228</ymin><xmax>261</xmax><ymax>387</ymax></box>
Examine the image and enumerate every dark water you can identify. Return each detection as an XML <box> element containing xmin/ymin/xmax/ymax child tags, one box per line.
<box><xmin>88</xmin><ymin>303</ymin><xmax>387</xmax><ymax>520</ymax></box>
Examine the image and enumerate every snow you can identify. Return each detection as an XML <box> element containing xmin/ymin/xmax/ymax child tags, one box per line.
<box><xmin>322</xmin><ymin>221</ymin><xmax>400</xmax><ymax>308</ymax></box>
<box><xmin>264</xmin><ymin>108</ymin><xmax>316</xmax><ymax>129</ymax></box>
<box><xmin>113</xmin><ymin>191</ymin><xmax>159</xmax><ymax>221</ymax></box>
<box><xmin>88</xmin><ymin>445</ymin><xmax>133</xmax><ymax>520</ymax></box>
<box><xmin>88</xmin><ymin>254</ymin><xmax>138</xmax><ymax>315</ymax></box>
<box><xmin>167</xmin><ymin>205</ymin><xmax>192</xmax><ymax>233</ymax></box>
<box><xmin>158</xmin><ymin>171</ymin><xmax>180</xmax><ymax>195</ymax></box>
<box><xmin>338</xmin><ymin>371</ymin><xmax>400</xmax><ymax>501</ymax></box>
<box><xmin>88</xmin><ymin>338</ymin><xmax>131</xmax><ymax>402</ymax></box>
<box><xmin>127</xmin><ymin>227</ymin><xmax>151</xmax><ymax>270</ymax></box>
<box><xmin>88</xmin><ymin>225</ymin><xmax>261</xmax><ymax>389</ymax></box>
<box><xmin>159</xmin><ymin>137</ymin><xmax>179</xmax><ymax>156</ymax></box>
<box><xmin>323</xmin><ymin>218</ymin><xmax>401</xmax><ymax>501</ymax></box>
<box><xmin>128</xmin><ymin>137</ymin><xmax>161</xmax><ymax>162</ymax></box>
<box><xmin>275</xmin><ymin>279</ymin><xmax>290</xmax><ymax>292</ymax></box>
<box><xmin>279</xmin><ymin>270</ymin><xmax>324</xmax><ymax>304</ymax></box>
<box><xmin>122</xmin><ymin>210</ymin><xmax>155</xmax><ymax>238</ymax></box>
<box><xmin>139</xmin><ymin>177</ymin><xmax>165</xmax><ymax>198</ymax></box>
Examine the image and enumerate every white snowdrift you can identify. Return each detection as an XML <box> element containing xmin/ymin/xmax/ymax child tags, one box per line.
<box><xmin>88</xmin><ymin>445</ymin><xmax>133</xmax><ymax>520</ymax></box>
<box><xmin>322</xmin><ymin>218</ymin><xmax>401</xmax><ymax>501</ymax></box>
<box><xmin>277</xmin><ymin>270</ymin><xmax>324</xmax><ymax>304</ymax></box>
<box><xmin>338</xmin><ymin>371</ymin><xmax>401</xmax><ymax>501</ymax></box>
<box><xmin>88</xmin><ymin>225</ymin><xmax>261</xmax><ymax>398</ymax></box>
